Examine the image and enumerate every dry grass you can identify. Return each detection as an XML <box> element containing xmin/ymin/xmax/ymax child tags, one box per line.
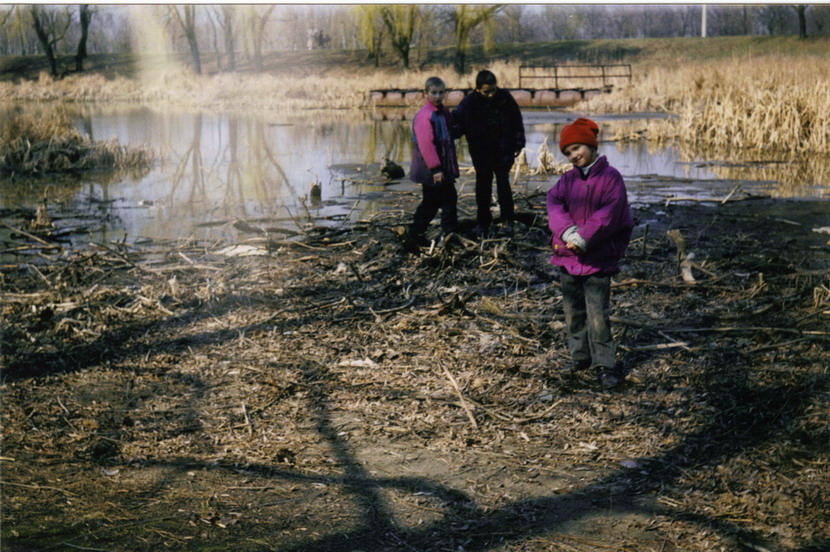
<box><xmin>0</xmin><ymin>106</ymin><xmax>152</xmax><ymax>176</ymax></box>
<box><xmin>0</xmin><ymin>61</ymin><xmax>531</xmax><ymax>113</ymax></box>
<box><xmin>587</xmin><ymin>56</ymin><xmax>830</xmax><ymax>154</ymax></box>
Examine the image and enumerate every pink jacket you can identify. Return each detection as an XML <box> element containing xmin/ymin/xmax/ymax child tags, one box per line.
<box><xmin>409</xmin><ymin>101</ymin><xmax>459</xmax><ymax>186</ymax></box>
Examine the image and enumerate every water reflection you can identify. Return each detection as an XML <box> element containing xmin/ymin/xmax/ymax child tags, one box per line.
<box><xmin>1</xmin><ymin>105</ymin><xmax>828</xmax><ymax>251</ymax></box>
<box><xmin>673</xmin><ymin>146</ymin><xmax>830</xmax><ymax>199</ymax></box>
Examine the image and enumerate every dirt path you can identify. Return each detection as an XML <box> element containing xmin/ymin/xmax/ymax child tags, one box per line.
<box><xmin>2</xmin><ymin>189</ymin><xmax>829</xmax><ymax>551</ymax></box>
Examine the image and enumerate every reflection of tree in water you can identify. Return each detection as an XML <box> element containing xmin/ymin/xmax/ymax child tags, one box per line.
<box><xmin>364</xmin><ymin>120</ymin><xmax>411</xmax><ymax>166</ymax></box>
<box><xmin>612</xmin><ymin>121</ymin><xmax>830</xmax><ymax>199</ymax></box>
<box><xmin>223</xmin><ymin>116</ymin><xmax>244</xmax><ymax>210</ymax></box>
<box><xmin>167</xmin><ymin>112</ymin><xmax>205</xmax><ymax>211</ymax></box>
<box><xmin>676</xmin><ymin>147</ymin><xmax>830</xmax><ymax>199</ymax></box>
<box><xmin>165</xmin><ymin>113</ymin><xmax>298</xmax><ymax>223</ymax></box>
<box><xmin>250</xmin><ymin>117</ymin><xmax>299</xmax><ymax>207</ymax></box>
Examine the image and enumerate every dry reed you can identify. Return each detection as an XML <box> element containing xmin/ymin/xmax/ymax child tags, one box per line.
<box><xmin>0</xmin><ymin>106</ymin><xmax>153</xmax><ymax>176</ymax></box>
<box><xmin>586</xmin><ymin>56</ymin><xmax>830</xmax><ymax>154</ymax></box>
<box><xmin>0</xmin><ymin>62</ymin><xmax>531</xmax><ymax>113</ymax></box>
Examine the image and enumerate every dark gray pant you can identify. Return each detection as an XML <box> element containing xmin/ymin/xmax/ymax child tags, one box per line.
<box><xmin>473</xmin><ymin>157</ymin><xmax>514</xmax><ymax>230</ymax></box>
<box><xmin>559</xmin><ymin>269</ymin><xmax>615</xmax><ymax>369</ymax></box>
<box><xmin>411</xmin><ymin>180</ymin><xmax>458</xmax><ymax>237</ymax></box>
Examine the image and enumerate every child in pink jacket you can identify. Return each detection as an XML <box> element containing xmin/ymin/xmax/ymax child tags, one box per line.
<box><xmin>406</xmin><ymin>76</ymin><xmax>460</xmax><ymax>249</ymax></box>
<box><xmin>547</xmin><ymin>118</ymin><xmax>633</xmax><ymax>387</ymax></box>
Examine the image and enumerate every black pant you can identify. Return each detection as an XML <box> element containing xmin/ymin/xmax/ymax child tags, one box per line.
<box><xmin>410</xmin><ymin>180</ymin><xmax>458</xmax><ymax>237</ymax></box>
<box><xmin>559</xmin><ymin>270</ymin><xmax>616</xmax><ymax>369</ymax></box>
<box><xmin>474</xmin><ymin>155</ymin><xmax>514</xmax><ymax>229</ymax></box>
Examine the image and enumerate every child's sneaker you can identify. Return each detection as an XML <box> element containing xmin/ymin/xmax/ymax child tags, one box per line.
<box><xmin>400</xmin><ymin>231</ymin><xmax>430</xmax><ymax>253</ymax></box>
<box><xmin>597</xmin><ymin>363</ymin><xmax>625</xmax><ymax>388</ymax></box>
<box><xmin>439</xmin><ymin>233</ymin><xmax>462</xmax><ymax>249</ymax></box>
<box><xmin>415</xmin><ymin>235</ymin><xmax>432</xmax><ymax>248</ymax></box>
<box><xmin>473</xmin><ymin>226</ymin><xmax>490</xmax><ymax>240</ymax></box>
<box><xmin>597</xmin><ymin>371</ymin><xmax>619</xmax><ymax>388</ymax></box>
<box><xmin>561</xmin><ymin>359</ymin><xmax>591</xmax><ymax>375</ymax></box>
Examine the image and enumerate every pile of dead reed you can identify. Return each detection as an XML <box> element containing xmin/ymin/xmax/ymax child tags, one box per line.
<box><xmin>0</xmin><ymin>107</ymin><xmax>152</xmax><ymax>177</ymax></box>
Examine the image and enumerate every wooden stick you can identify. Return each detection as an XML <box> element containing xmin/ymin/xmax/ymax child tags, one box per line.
<box><xmin>369</xmin><ymin>296</ymin><xmax>416</xmax><ymax>315</ymax></box>
<box><xmin>0</xmin><ymin>221</ymin><xmax>60</xmax><ymax>249</ymax></box>
<box><xmin>440</xmin><ymin>364</ymin><xmax>478</xmax><ymax>429</ymax></box>
<box><xmin>2</xmin><ymin>481</ymin><xmax>76</xmax><ymax>495</ymax></box>
<box><xmin>662</xmin><ymin>326</ymin><xmax>829</xmax><ymax>336</ymax></box>
<box><xmin>242</xmin><ymin>403</ymin><xmax>253</xmax><ymax>435</ymax></box>
<box><xmin>721</xmin><ymin>184</ymin><xmax>741</xmax><ymax>204</ymax></box>
<box><xmin>622</xmin><ymin>342</ymin><xmax>692</xmax><ymax>352</ymax></box>
<box><xmin>746</xmin><ymin>337</ymin><xmax>812</xmax><ymax>354</ymax></box>
<box><xmin>690</xmin><ymin>261</ymin><xmax>719</xmax><ymax>280</ymax></box>
<box><xmin>666</xmin><ymin>229</ymin><xmax>697</xmax><ymax>284</ymax></box>
<box><xmin>664</xmin><ymin>187</ymin><xmax>749</xmax><ymax>206</ymax></box>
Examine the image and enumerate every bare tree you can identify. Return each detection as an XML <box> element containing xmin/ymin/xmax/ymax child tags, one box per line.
<box><xmin>565</xmin><ymin>8</ymin><xmax>588</xmax><ymax>40</ymax></box>
<box><xmin>537</xmin><ymin>5</ymin><xmax>572</xmax><ymax>41</ymax></box>
<box><xmin>452</xmin><ymin>5</ymin><xmax>501</xmax><ymax>73</ymax></box>
<box><xmin>675</xmin><ymin>5</ymin><xmax>699</xmax><ymax>37</ymax></box>
<box><xmin>218</xmin><ymin>6</ymin><xmax>236</xmax><ymax>70</ymax></box>
<box><xmin>381</xmin><ymin>5</ymin><xmax>420</xmax><ymax>68</ymax></box>
<box><xmin>357</xmin><ymin>6</ymin><xmax>384</xmax><ymax>67</ymax></box>
<box><xmin>0</xmin><ymin>7</ymin><xmax>11</xmax><ymax>30</ymax></box>
<box><xmin>169</xmin><ymin>5</ymin><xmax>201</xmax><ymax>74</ymax></box>
<box><xmin>498</xmin><ymin>5</ymin><xmax>524</xmax><ymax>43</ymax></box>
<box><xmin>740</xmin><ymin>6</ymin><xmax>755</xmax><ymax>35</ymax></box>
<box><xmin>74</xmin><ymin>4</ymin><xmax>92</xmax><ymax>72</ymax></box>
<box><xmin>794</xmin><ymin>5</ymin><xmax>808</xmax><ymax>39</ymax></box>
<box><xmin>0</xmin><ymin>7</ymin><xmax>13</xmax><ymax>54</ymax></box>
<box><xmin>241</xmin><ymin>5</ymin><xmax>275</xmax><ymax>72</ymax></box>
<box><xmin>326</xmin><ymin>7</ymin><xmax>359</xmax><ymax>50</ymax></box>
<box><xmin>812</xmin><ymin>6</ymin><xmax>830</xmax><ymax>35</ymax></box>
<box><xmin>30</xmin><ymin>5</ymin><xmax>71</xmax><ymax>77</ymax></box>
<box><xmin>611</xmin><ymin>7</ymin><xmax>641</xmax><ymax>39</ymax></box>
<box><xmin>759</xmin><ymin>6</ymin><xmax>795</xmax><ymax>35</ymax></box>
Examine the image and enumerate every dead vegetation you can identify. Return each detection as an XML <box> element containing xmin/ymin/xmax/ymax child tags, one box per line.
<box><xmin>0</xmin><ymin>106</ymin><xmax>153</xmax><ymax>177</ymax></box>
<box><xmin>1</xmin><ymin>185</ymin><xmax>828</xmax><ymax>552</ymax></box>
<box><xmin>588</xmin><ymin>56</ymin><xmax>830</xmax><ymax>155</ymax></box>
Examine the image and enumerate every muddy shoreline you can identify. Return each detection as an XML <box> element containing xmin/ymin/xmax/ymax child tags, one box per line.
<box><xmin>1</xmin><ymin>189</ymin><xmax>829</xmax><ymax>551</ymax></box>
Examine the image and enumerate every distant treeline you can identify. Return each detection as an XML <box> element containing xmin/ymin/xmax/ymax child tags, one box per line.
<box><xmin>1</xmin><ymin>4</ymin><xmax>828</xmax><ymax>78</ymax></box>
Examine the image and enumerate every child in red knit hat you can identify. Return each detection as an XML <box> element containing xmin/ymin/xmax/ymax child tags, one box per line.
<box><xmin>546</xmin><ymin>118</ymin><xmax>633</xmax><ymax>387</ymax></box>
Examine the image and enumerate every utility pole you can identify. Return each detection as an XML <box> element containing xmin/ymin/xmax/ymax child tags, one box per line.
<box><xmin>701</xmin><ymin>5</ymin><xmax>707</xmax><ymax>37</ymax></box>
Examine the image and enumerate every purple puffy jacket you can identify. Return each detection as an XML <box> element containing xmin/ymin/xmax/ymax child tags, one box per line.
<box><xmin>547</xmin><ymin>155</ymin><xmax>634</xmax><ymax>276</ymax></box>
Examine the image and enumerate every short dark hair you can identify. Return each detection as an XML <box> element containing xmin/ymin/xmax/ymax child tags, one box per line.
<box><xmin>475</xmin><ymin>70</ymin><xmax>497</xmax><ymax>89</ymax></box>
<box><xmin>424</xmin><ymin>76</ymin><xmax>445</xmax><ymax>91</ymax></box>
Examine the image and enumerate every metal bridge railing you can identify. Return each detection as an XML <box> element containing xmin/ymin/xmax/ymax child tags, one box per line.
<box><xmin>518</xmin><ymin>64</ymin><xmax>632</xmax><ymax>89</ymax></box>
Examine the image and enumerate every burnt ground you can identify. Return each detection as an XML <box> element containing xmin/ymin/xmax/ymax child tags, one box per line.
<box><xmin>1</xmin><ymin>188</ymin><xmax>829</xmax><ymax>552</ymax></box>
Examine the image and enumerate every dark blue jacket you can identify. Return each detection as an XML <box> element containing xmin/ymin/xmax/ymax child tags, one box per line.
<box><xmin>453</xmin><ymin>88</ymin><xmax>525</xmax><ymax>167</ymax></box>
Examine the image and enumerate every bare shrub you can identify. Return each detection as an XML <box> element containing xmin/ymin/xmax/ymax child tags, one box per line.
<box><xmin>0</xmin><ymin>107</ymin><xmax>153</xmax><ymax>176</ymax></box>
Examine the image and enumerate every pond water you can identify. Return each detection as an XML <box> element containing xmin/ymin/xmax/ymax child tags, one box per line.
<box><xmin>2</xmin><ymin>105</ymin><xmax>828</xmax><ymax>255</ymax></box>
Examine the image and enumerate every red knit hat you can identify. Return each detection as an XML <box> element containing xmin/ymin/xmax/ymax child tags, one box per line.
<box><xmin>559</xmin><ymin>118</ymin><xmax>599</xmax><ymax>153</ymax></box>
